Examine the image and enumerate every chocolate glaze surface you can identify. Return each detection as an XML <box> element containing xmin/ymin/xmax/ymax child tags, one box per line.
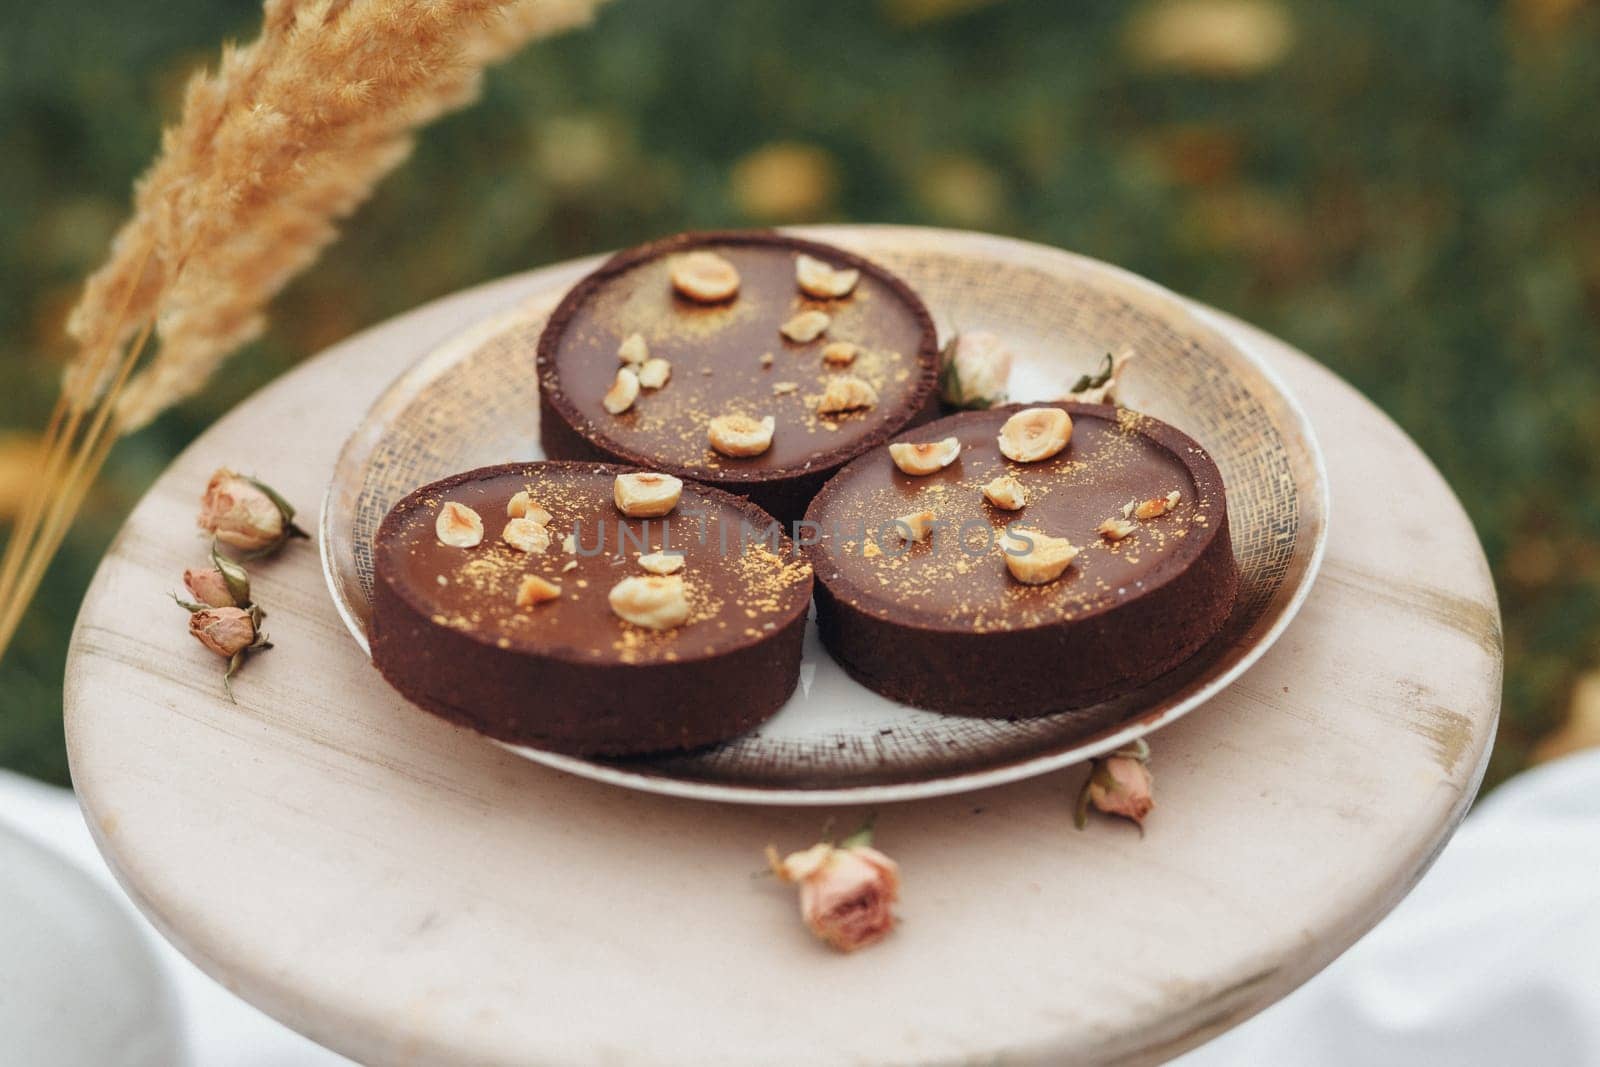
<box><xmin>537</xmin><ymin>231</ymin><xmax>940</xmax><ymax>522</ymax></box>
<box><xmin>804</xmin><ymin>402</ymin><xmax>1239</xmax><ymax>715</ymax></box>
<box><xmin>370</xmin><ymin>462</ymin><xmax>813</xmax><ymax>755</ymax></box>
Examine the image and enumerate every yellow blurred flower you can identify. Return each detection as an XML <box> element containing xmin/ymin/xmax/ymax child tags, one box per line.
<box><xmin>0</xmin><ymin>436</ymin><xmax>46</xmax><ymax>520</ymax></box>
<box><xmin>1535</xmin><ymin>671</ymin><xmax>1600</xmax><ymax>762</ymax></box>
<box><xmin>913</xmin><ymin>155</ymin><xmax>1005</xmax><ymax>228</ymax></box>
<box><xmin>730</xmin><ymin>142</ymin><xmax>839</xmax><ymax>222</ymax></box>
<box><xmin>537</xmin><ymin>114</ymin><xmax>627</xmax><ymax>191</ymax></box>
<box><xmin>1125</xmin><ymin>0</ymin><xmax>1295</xmax><ymax>78</ymax></box>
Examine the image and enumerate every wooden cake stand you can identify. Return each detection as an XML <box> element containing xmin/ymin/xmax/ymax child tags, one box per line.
<box><xmin>64</xmin><ymin>229</ymin><xmax>1501</xmax><ymax>1066</ymax></box>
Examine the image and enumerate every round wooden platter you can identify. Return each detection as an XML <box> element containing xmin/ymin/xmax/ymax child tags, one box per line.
<box><xmin>65</xmin><ymin>228</ymin><xmax>1501</xmax><ymax>1066</ymax></box>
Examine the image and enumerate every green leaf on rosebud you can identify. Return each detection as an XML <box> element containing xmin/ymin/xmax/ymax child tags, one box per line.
<box><xmin>210</xmin><ymin>541</ymin><xmax>252</xmax><ymax>606</ymax></box>
<box><xmin>1070</xmin><ymin>352</ymin><xmax>1115</xmax><ymax>395</ymax></box>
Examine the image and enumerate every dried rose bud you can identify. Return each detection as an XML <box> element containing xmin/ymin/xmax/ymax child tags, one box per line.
<box><xmin>767</xmin><ymin>825</ymin><xmax>901</xmax><ymax>953</ymax></box>
<box><xmin>188</xmin><ymin>607</ymin><xmax>257</xmax><ymax>658</ymax></box>
<box><xmin>183</xmin><ymin>602</ymin><xmax>271</xmax><ymax>701</ymax></box>
<box><xmin>1075</xmin><ymin>738</ymin><xmax>1155</xmax><ymax>832</ymax></box>
<box><xmin>181</xmin><ymin>545</ymin><xmax>252</xmax><ymax>608</ymax></box>
<box><xmin>938</xmin><ymin>331</ymin><xmax>1013</xmax><ymax>410</ymax></box>
<box><xmin>197</xmin><ymin>469</ymin><xmax>307</xmax><ymax>557</ymax></box>
<box><xmin>183</xmin><ymin>568</ymin><xmax>236</xmax><ymax>608</ymax></box>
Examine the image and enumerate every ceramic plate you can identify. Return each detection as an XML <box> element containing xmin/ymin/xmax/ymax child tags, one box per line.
<box><xmin>321</xmin><ymin>226</ymin><xmax>1328</xmax><ymax>804</ymax></box>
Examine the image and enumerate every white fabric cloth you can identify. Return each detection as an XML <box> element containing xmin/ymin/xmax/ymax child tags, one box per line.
<box><xmin>0</xmin><ymin>819</ymin><xmax>183</xmax><ymax>1066</ymax></box>
<box><xmin>3</xmin><ymin>752</ymin><xmax>1598</xmax><ymax>1065</ymax></box>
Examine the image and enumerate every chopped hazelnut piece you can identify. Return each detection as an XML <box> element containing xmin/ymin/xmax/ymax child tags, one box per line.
<box><xmin>771</xmin><ymin>381</ymin><xmax>800</xmax><ymax>396</ymax></box>
<box><xmin>561</xmin><ymin>559</ymin><xmax>578</xmax><ymax>573</ymax></box>
<box><xmin>982</xmin><ymin>475</ymin><xmax>1026</xmax><ymax>511</ymax></box>
<box><xmin>435</xmin><ymin>501</ymin><xmax>483</xmax><ymax>548</ymax></box>
<box><xmin>1001</xmin><ymin>529</ymin><xmax>1079</xmax><ymax>585</ymax></box>
<box><xmin>613</xmin><ymin>472</ymin><xmax>683</xmax><ymax>517</ymax></box>
<box><xmin>795</xmin><ymin>253</ymin><xmax>861</xmax><ymax>299</ymax></box>
<box><xmin>617</xmin><ymin>332</ymin><xmax>649</xmax><ymax>365</ymax></box>
<box><xmin>1099</xmin><ymin>517</ymin><xmax>1137</xmax><ymax>541</ymax></box>
<box><xmin>603</xmin><ymin>367</ymin><xmax>640</xmax><ymax>414</ymax></box>
<box><xmin>561</xmin><ymin>533</ymin><xmax>577</xmax><ymax>554</ymax></box>
<box><xmin>1134</xmin><ymin>490</ymin><xmax>1181</xmax><ymax>520</ymax></box>
<box><xmin>779</xmin><ymin>309</ymin><xmax>831</xmax><ymax>343</ymax></box>
<box><xmin>816</xmin><ymin>375</ymin><xmax>879</xmax><ymax>415</ymax></box>
<box><xmin>708</xmin><ymin>413</ymin><xmax>776</xmax><ymax>457</ymax></box>
<box><xmin>996</xmin><ymin>407</ymin><xmax>1072</xmax><ymax>463</ymax></box>
<box><xmin>821</xmin><ymin>341</ymin><xmax>859</xmax><ymax>366</ymax></box>
<box><xmin>502</xmin><ymin>517</ymin><xmax>553</xmax><ymax>554</ymax></box>
<box><xmin>609</xmin><ymin>575</ymin><xmax>691</xmax><ymax>630</ymax></box>
<box><xmin>516</xmin><ymin>574</ymin><xmax>562</xmax><ymax>607</ymax></box>
<box><xmin>638</xmin><ymin>550</ymin><xmax>686</xmax><ymax>575</ymax></box>
<box><xmin>759</xmin><ymin>352</ymin><xmax>775</xmax><ymax>368</ymax></box>
<box><xmin>892</xmin><ymin>509</ymin><xmax>936</xmax><ymax>544</ymax></box>
<box><xmin>670</xmin><ymin>251</ymin><xmax>740</xmax><ymax>303</ymax></box>
<box><xmin>506</xmin><ymin>490</ymin><xmax>551</xmax><ymax>525</ymax></box>
<box><xmin>888</xmin><ymin>436</ymin><xmax>960</xmax><ymax>476</ymax></box>
<box><xmin>637</xmin><ymin>358</ymin><xmax>672</xmax><ymax>389</ymax></box>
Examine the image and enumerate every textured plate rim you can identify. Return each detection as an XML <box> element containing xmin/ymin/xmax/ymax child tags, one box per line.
<box><xmin>319</xmin><ymin>225</ymin><xmax>1330</xmax><ymax>805</ymax></box>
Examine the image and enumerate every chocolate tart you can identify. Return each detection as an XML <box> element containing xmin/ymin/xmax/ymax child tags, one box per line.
<box><xmin>536</xmin><ymin>231</ymin><xmax>941</xmax><ymax>524</ymax></box>
<box><xmin>370</xmin><ymin>461</ymin><xmax>813</xmax><ymax>756</ymax></box>
<box><xmin>803</xmin><ymin>402</ymin><xmax>1239</xmax><ymax>715</ymax></box>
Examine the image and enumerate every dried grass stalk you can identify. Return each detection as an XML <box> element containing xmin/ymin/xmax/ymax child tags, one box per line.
<box><xmin>0</xmin><ymin>0</ymin><xmax>609</xmax><ymax>657</ymax></box>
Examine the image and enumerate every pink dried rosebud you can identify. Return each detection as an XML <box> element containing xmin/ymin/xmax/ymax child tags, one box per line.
<box><xmin>183</xmin><ymin>567</ymin><xmax>237</xmax><ymax>607</ymax></box>
<box><xmin>181</xmin><ymin>600</ymin><xmax>271</xmax><ymax>701</ymax></box>
<box><xmin>1076</xmin><ymin>738</ymin><xmax>1155</xmax><ymax>831</ymax></box>
<box><xmin>938</xmin><ymin>331</ymin><xmax>1013</xmax><ymax>410</ymax></box>
<box><xmin>1092</xmin><ymin>756</ymin><xmax>1155</xmax><ymax>822</ymax></box>
<box><xmin>198</xmin><ymin>469</ymin><xmax>306</xmax><ymax>556</ymax></box>
<box><xmin>767</xmin><ymin>826</ymin><xmax>901</xmax><ymax>953</ymax></box>
<box><xmin>188</xmin><ymin>607</ymin><xmax>256</xmax><ymax>658</ymax></box>
<box><xmin>178</xmin><ymin>544</ymin><xmax>253</xmax><ymax>609</ymax></box>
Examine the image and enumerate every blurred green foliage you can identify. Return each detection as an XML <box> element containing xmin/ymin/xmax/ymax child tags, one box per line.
<box><xmin>3</xmin><ymin>0</ymin><xmax>1597</xmax><ymax>787</ymax></box>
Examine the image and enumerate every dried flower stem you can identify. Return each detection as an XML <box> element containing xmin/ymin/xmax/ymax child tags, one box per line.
<box><xmin>0</xmin><ymin>398</ymin><xmax>68</xmax><ymax>599</ymax></box>
<box><xmin>0</xmin><ymin>237</ymin><xmax>156</xmax><ymax>641</ymax></box>
<box><xmin>0</xmin><ymin>318</ymin><xmax>155</xmax><ymax>655</ymax></box>
<box><xmin>0</xmin><ymin>0</ymin><xmax>609</xmax><ymax>664</ymax></box>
